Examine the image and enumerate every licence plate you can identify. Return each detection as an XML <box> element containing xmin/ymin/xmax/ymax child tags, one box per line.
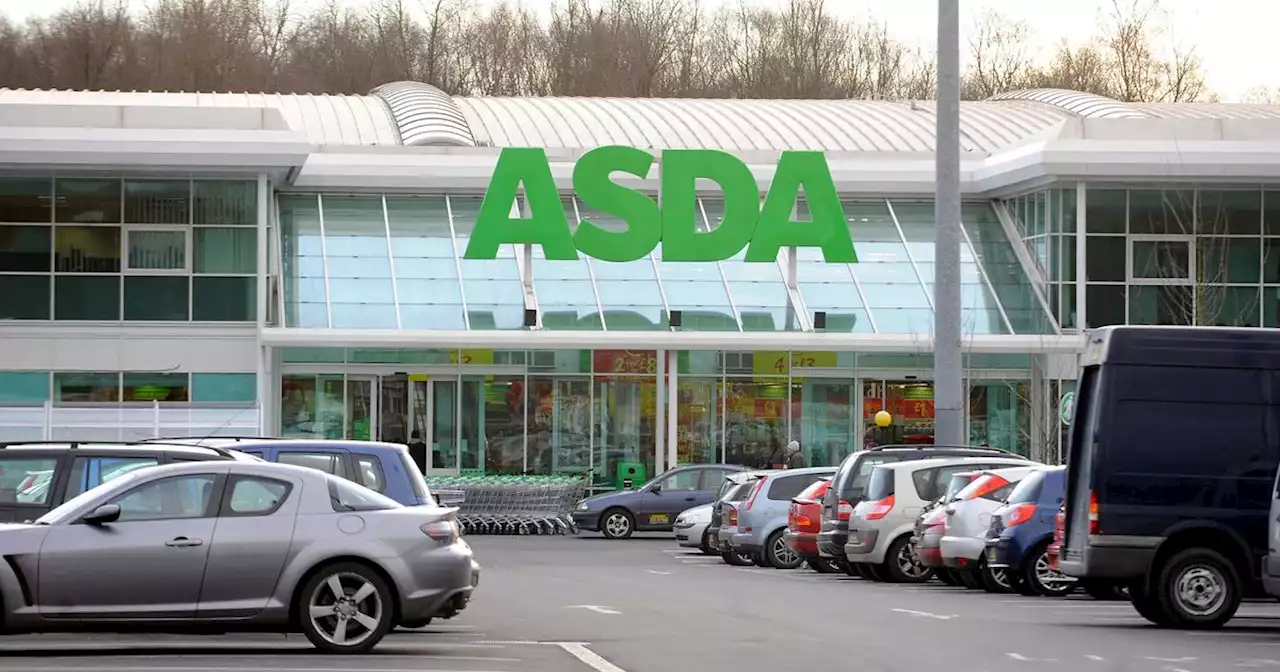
<box><xmin>987</xmin><ymin>547</ymin><xmax>998</xmax><ymax>564</ymax></box>
<box><xmin>649</xmin><ymin>514</ymin><xmax>670</xmax><ymax>525</ymax></box>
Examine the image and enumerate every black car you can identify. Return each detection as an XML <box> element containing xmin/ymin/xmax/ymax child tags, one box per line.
<box><xmin>817</xmin><ymin>444</ymin><xmax>1026</xmax><ymax>569</ymax></box>
<box><xmin>0</xmin><ymin>441</ymin><xmax>254</xmax><ymax>523</ymax></box>
<box><xmin>1061</xmin><ymin>326</ymin><xmax>1280</xmax><ymax>629</ymax></box>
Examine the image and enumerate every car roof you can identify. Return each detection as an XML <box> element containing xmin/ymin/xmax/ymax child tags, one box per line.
<box><xmin>0</xmin><ymin>441</ymin><xmax>252</xmax><ymax>461</ymax></box>
<box><xmin>146</xmin><ymin>437</ymin><xmax>410</xmax><ymax>453</ymax></box>
<box><xmin>764</xmin><ymin>466</ymin><xmax>837</xmax><ymax>478</ymax></box>
<box><xmin>874</xmin><ymin>456</ymin><xmax>1033</xmax><ymax>472</ymax></box>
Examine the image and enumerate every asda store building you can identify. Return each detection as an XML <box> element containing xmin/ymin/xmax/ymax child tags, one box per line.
<box><xmin>1</xmin><ymin>83</ymin><xmax>1278</xmax><ymax>487</ymax></box>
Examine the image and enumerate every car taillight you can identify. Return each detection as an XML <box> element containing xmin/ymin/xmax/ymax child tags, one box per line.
<box><xmin>421</xmin><ymin>520</ymin><xmax>458</xmax><ymax>542</ymax></box>
<box><xmin>866</xmin><ymin>495</ymin><xmax>894</xmax><ymax>521</ymax></box>
<box><xmin>795</xmin><ymin>514</ymin><xmax>812</xmax><ymax>528</ymax></box>
<box><xmin>1088</xmin><ymin>491</ymin><xmax>1100</xmax><ymax>535</ymax></box>
<box><xmin>744</xmin><ymin>478</ymin><xmax>766</xmax><ymax>511</ymax></box>
<box><xmin>965</xmin><ymin>476</ymin><xmax>1010</xmax><ymax>500</ymax></box>
<box><xmin>837</xmin><ymin>500</ymin><xmax>854</xmax><ymax>521</ymax></box>
<box><xmin>1005</xmin><ymin>502</ymin><xmax>1037</xmax><ymax>528</ymax></box>
<box><xmin>728</xmin><ymin>508</ymin><xmax>738</xmax><ymax>526</ymax></box>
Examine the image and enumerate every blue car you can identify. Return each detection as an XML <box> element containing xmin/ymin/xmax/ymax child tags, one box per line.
<box><xmin>985</xmin><ymin>465</ymin><xmax>1071</xmax><ymax>597</ymax></box>
<box><xmin>573</xmin><ymin>464</ymin><xmax>746</xmax><ymax>539</ymax></box>
<box><xmin>146</xmin><ymin>437</ymin><xmax>433</xmax><ymax>507</ymax></box>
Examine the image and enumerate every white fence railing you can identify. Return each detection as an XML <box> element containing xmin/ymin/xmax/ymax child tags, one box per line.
<box><xmin>0</xmin><ymin>403</ymin><xmax>263</xmax><ymax>443</ymax></box>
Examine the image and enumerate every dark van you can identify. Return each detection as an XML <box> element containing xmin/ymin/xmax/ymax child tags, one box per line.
<box><xmin>817</xmin><ymin>443</ymin><xmax>1027</xmax><ymax>568</ymax></box>
<box><xmin>1060</xmin><ymin>326</ymin><xmax>1280</xmax><ymax>629</ymax></box>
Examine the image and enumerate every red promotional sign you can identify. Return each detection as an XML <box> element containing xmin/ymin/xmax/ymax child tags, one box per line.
<box><xmin>593</xmin><ymin>350</ymin><xmax>658</xmax><ymax>375</ymax></box>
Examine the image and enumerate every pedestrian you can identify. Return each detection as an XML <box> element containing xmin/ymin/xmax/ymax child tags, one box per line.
<box><xmin>785</xmin><ymin>440</ymin><xmax>806</xmax><ymax>469</ymax></box>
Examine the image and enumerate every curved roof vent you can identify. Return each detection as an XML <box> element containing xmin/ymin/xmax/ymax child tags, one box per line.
<box><xmin>370</xmin><ymin>81</ymin><xmax>477</xmax><ymax>147</ymax></box>
<box><xmin>990</xmin><ymin>88</ymin><xmax>1152</xmax><ymax>120</ymax></box>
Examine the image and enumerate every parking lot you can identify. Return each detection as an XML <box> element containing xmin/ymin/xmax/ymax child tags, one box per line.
<box><xmin>7</xmin><ymin>534</ymin><xmax>1280</xmax><ymax>672</ymax></box>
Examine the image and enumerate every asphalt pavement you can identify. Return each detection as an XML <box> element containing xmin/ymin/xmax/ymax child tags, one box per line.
<box><xmin>6</xmin><ymin>533</ymin><xmax>1280</xmax><ymax>671</ymax></box>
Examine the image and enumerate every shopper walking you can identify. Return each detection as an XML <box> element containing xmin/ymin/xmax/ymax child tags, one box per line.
<box><xmin>785</xmin><ymin>440</ymin><xmax>806</xmax><ymax>469</ymax></box>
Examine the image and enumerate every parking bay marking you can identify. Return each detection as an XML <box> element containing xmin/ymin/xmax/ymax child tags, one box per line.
<box><xmin>567</xmin><ymin>605</ymin><xmax>622</xmax><ymax>615</ymax></box>
<box><xmin>891</xmin><ymin>608</ymin><xmax>957</xmax><ymax>620</ymax></box>
<box><xmin>557</xmin><ymin>643</ymin><xmax>628</xmax><ymax>672</ymax></box>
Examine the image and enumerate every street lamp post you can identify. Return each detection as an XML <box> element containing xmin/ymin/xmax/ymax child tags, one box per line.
<box><xmin>934</xmin><ymin>0</ymin><xmax>964</xmax><ymax>446</ymax></box>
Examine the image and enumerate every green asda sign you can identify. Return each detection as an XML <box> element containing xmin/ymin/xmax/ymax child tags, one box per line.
<box><xmin>462</xmin><ymin>147</ymin><xmax>858</xmax><ymax>263</ymax></box>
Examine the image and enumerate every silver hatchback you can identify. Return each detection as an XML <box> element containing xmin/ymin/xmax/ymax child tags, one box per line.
<box><xmin>0</xmin><ymin>461</ymin><xmax>478</xmax><ymax>654</ymax></box>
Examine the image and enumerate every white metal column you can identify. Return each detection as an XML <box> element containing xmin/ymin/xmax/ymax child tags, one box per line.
<box><xmin>1076</xmin><ymin>184</ymin><xmax>1088</xmax><ymax>328</ymax></box>
<box><xmin>255</xmin><ymin>174</ymin><xmax>270</xmax><ymax>434</ymax></box>
<box><xmin>668</xmin><ymin>350</ymin><xmax>678</xmax><ymax>469</ymax></box>
<box><xmin>655</xmin><ymin>349</ymin><xmax>666</xmax><ymax>473</ymax></box>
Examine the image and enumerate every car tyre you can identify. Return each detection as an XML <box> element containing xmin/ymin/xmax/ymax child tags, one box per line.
<box><xmin>979</xmin><ymin>558</ymin><xmax>1013</xmax><ymax>594</ymax></box>
<box><xmin>1129</xmin><ymin>578</ymin><xmax>1175</xmax><ymax>626</ymax></box>
<box><xmin>807</xmin><ymin>557</ymin><xmax>838</xmax><ymax>573</ymax></box>
<box><xmin>765</xmin><ymin>530</ymin><xmax>803</xmax><ymax>570</ymax></box>
<box><xmin>298</xmin><ymin>562</ymin><xmax>394</xmax><ymax>654</ymax></box>
<box><xmin>883</xmin><ymin>535</ymin><xmax>934</xmax><ymax>584</ymax></box>
<box><xmin>699</xmin><ymin>529</ymin><xmax>716</xmax><ymax>555</ymax></box>
<box><xmin>1019</xmin><ymin>543</ymin><xmax>1073</xmax><ymax>598</ymax></box>
<box><xmin>936</xmin><ymin>568</ymin><xmax>959</xmax><ymax>586</ymax></box>
<box><xmin>861</xmin><ymin>563</ymin><xmax>888</xmax><ymax>582</ymax></box>
<box><xmin>399</xmin><ymin>617</ymin><xmax>432</xmax><ymax>629</ymax></box>
<box><xmin>722</xmin><ymin>548</ymin><xmax>754</xmax><ymax>566</ymax></box>
<box><xmin>1152</xmin><ymin>547</ymin><xmax>1241</xmax><ymax>630</ymax></box>
<box><xmin>1081</xmin><ymin>578</ymin><xmax>1126</xmax><ymax>601</ymax></box>
<box><xmin>600</xmin><ymin>508</ymin><xmax>635</xmax><ymax>540</ymax></box>
<box><xmin>957</xmin><ymin>567</ymin><xmax>982</xmax><ymax>589</ymax></box>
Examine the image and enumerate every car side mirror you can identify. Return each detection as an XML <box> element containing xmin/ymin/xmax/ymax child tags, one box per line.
<box><xmin>650</xmin><ymin>484</ymin><xmax>662</xmax><ymax>494</ymax></box>
<box><xmin>83</xmin><ymin>503</ymin><xmax>121</xmax><ymax>526</ymax></box>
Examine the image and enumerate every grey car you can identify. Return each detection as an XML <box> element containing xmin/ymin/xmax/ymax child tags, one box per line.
<box><xmin>720</xmin><ymin>467</ymin><xmax>836</xmax><ymax>569</ymax></box>
<box><xmin>0</xmin><ymin>461</ymin><xmax>478</xmax><ymax>654</ymax></box>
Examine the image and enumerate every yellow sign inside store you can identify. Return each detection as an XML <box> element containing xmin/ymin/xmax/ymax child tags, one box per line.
<box><xmin>449</xmin><ymin>349</ymin><xmax>495</xmax><ymax>365</ymax></box>
<box><xmin>753</xmin><ymin>351</ymin><xmax>838</xmax><ymax>377</ymax></box>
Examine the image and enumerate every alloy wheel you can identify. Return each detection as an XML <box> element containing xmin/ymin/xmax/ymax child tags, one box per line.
<box><xmin>605</xmin><ymin>513</ymin><xmax>631</xmax><ymax>538</ymax></box>
<box><xmin>1034</xmin><ymin>550</ymin><xmax>1071</xmax><ymax>594</ymax></box>
<box><xmin>1175</xmin><ymin>565</ymin><xmax>1227</xmax><ymax>617</ymax></box>
<box><xmin>773</xmin><ymin>537</ymin><xmax>799</xmax><ymax>567</ymax></box>
<box><xmin>308</xmin><ymin>573</ymin><xmax>384</xmax><ymax>647</ymax></box>
<box><xmin>990</xmin><ymin>566</ymin><xmax>1010</xmax><ymax>590</ymax></box>
<box><xmin>896</xmin><ymin>543</ymin><xmax>930</xmax><ymax>580</ymax></box>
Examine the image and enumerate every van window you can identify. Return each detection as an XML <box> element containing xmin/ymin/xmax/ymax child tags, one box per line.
<box><xmin>866</xmin><ymin>468</ymin><xmax>895</xmax><ymax>501</ymax></box>
<box><xmin>0</xmin><ymin>457</ymin><xmax>59</xmax><ymax>505</ymax></box>
<box><xmin>354</xmin><ymin>455</ymin><xmax>386</xmax><ymax>493</ymax></box>
<box><xmin>768</xmin><ymin>474</ymin><xmax>826</xmax><ymax>501</ymax></box>
<box><xmin>279</xmin><ymin>452</ymin><xmax>347</xmax><ymax>478</ymax></box>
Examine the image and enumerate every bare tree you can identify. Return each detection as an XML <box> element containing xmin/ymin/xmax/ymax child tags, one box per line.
<box><xmin>1099</xmin><ymin>0</ymin><xmax>1205</xmax><ymax>102</ymax></box>
<box><xmin>963</xmin><ymin>9</ymin><xmax>1036</xmax><ymax>100</ymax></box>
<box><xmin>1241</xmin><ymin>86</ymin><xmax>1280</xmax><ymax>104</ymax></box>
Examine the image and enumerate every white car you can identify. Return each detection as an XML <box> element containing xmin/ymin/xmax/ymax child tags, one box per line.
<box><xmin>674</xmin><ymin>504</ymin><xmax>714</xmax><ymax>554</ymax></box>
<box><xmin>845</xmin><ymin>456</ymin><xmax>1035</xmax><ymax>582</ymax></box>
<box><xmin>940</xmin><ymin>466</ymin><xmax>1042</xmax><ymax>591</ymax></box>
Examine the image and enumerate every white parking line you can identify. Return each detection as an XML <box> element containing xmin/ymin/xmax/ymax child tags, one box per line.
<box><xmin>557</xmin><ymin>642</ymin><xmax>628</xmax><ymax>672</ymax></box>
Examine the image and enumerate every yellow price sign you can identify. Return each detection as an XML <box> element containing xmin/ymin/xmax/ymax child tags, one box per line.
<box><xmin>752</xmin><ymin>351</ymin><xmax>838</xmax><ymax>377</ymax></box>
<box><xmin>449</xmin><ymin>349</ymin><xmax>495</xmax><ymax>365</ymax></box>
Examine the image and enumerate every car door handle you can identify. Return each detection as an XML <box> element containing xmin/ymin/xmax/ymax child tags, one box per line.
<box><xmin>685</xmin><ymin>497</ymin><xmax>696</xmax><ymax>502</ymax></box>
<box><xmin>165</xmin><ymin>537</ymin><xmax>203</xmax><ymax>548</ymax></box>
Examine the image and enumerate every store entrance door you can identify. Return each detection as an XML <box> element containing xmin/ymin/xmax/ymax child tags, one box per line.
<box><xmin>862</xmin><ymin>379</ymin><xmax>936</xmax><ymax>447</ymax></box>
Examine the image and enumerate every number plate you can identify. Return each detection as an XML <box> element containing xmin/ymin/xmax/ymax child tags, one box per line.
<box><xmin>649</xmin><ymin>514</ymin><xmax>670</xmax><ymax>525</ymax></box>
<box><xmin>987</xmin><ymin>547</ymin><xmax>998</xmax><ymax>564</ymax></box>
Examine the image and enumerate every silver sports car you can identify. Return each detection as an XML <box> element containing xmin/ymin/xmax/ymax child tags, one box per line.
<box><xmin>0</xmin><ymin>460</ymin><xmax>478</xmax><ymax>654</ymax></box>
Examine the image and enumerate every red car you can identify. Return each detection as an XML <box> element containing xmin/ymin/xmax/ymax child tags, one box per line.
<box><xmin>912</xmin><ymin>471</ymin><xmax>984</xmax><ymax>585</ymax></box>
<box><xmin>785</xmin><ymin>478</ymin><xmax>838</xmax><ymax>572</ymax></box>
<box><xmin>1048</xmin><ymin>504</ymin><xmax>1065</xmax><ymax>571</ymax></box>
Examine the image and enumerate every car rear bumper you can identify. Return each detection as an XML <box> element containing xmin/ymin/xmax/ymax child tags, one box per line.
<box><xmin>940</xmin><ymin>535</ymin><xmax>985</xmax><ymax>567</ymax></box>
<box><xmin>843</xmin><ymin>527</ymin><xmax>882</xmax><ymax>563</ymax></box>
<box><xmin>817</xmin><ymin>529</ymin><xmax>847</xmax><ymax>558</ymax></box>
<box><xmin>1059</xmin><ymin>539</ymin><xmax>1157</xmax><ymax>580</ymax></box>
<box><xmin>785</xmin><ymin>530</ymin><xmax>820</xmax><ymax>556</ymax></box>
<box><xmin>986</xmin><ymin>537</ymin><xmax>1016</xmax><ymax>569</ymax></box>
<box><xmin>400</xmin><ymin>544</ymin><xmax>477</xmax><ymax>622</ymax></box>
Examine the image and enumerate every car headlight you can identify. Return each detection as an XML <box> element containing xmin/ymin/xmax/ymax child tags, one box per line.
<box><xmin>675</xmin><ymin>516</ymin><xmax>686</xmax><ymax>525</ymax></box>
<box><xmin>576</xmin><ymin>500</ymin><xmax>589</xmax><ymax>511</ymax></box>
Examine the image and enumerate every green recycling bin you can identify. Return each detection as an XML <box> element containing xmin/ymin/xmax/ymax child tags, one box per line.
<box><xmin>615</xmin><ymin>462</ymin><xmax>647</xmax><ymax>490</ymax></box>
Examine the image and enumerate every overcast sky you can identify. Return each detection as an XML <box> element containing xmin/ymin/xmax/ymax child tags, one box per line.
<box><xmin>1</xmin><ymin>0</ymin><xmax>1276</xmax><ymax>102</ymax></box>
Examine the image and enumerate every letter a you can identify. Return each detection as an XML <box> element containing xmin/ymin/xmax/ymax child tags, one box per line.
<box><xmin>746</xmin><ymin>151</ymin><xmax>857</xmax><ymax>263</ymax></box>
<box><xmin>464</xmin><ymin>148</ymin><xmax>577</xmax><ymax>260</ymax></box>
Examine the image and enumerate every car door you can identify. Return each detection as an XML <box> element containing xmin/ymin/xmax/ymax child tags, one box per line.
<box><xmin>197</xmin><ymin>472</ymin><xmax>302</xmax><ymax>618</ymax></box>
<box><xmin>691</xmin><ymin>468</ymin><xmax>733</xmax><ymax>508</ymax></box>
<box><xmin>37</xmin><ymin>470</ymin><xmax>225</xmax><ymax>619</ymax></box>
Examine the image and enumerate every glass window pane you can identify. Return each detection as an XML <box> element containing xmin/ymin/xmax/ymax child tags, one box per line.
<box><xmin>1130</xmin><ymin>190</ymin><xmax>1193</xmax><ymax>235</ymax></box>
<box><xmin>194</xmin><ymin>227</ymin><xmax>255</xmax><ymax>274</ymax></box>
<box><xmin>386</xmin><ymin>197</ymin><xmax>467</xmax><ymax>329</ymax></box>
<box><xmin>962</xmin><ymin>204</ymin><xmax>1050</xmax><ymax>334</ymax></box>
<box><xmin>113</xmin><ymin>474</ymin><xmax>214</xmax><ymax>521</ymax></box>
<box><xmin>55</xmin><ymin>276</ymin><xmax>119</xmax><ymax>320</ymax></box>
<box><xmin>591</xmin><ymin>376</ymin><xmax>656</xmax><ymax>487</ymax></box>
<box><xmin>123</xmin><ymin>372</ymin><xmax>189</xmax><ymax>402</ymax></box>
<box><xmin>0</xmin><ymin>275</ymin><xmax>50</xmax><ymax>319</ymax></box>
<box><xmin>1086</xmin><ymin>236</ymin><xmax>1125</xmax><ymax>282</ymax></box>
<box><xmin>451</xmin><ymin>196</ymin><xmax>525</xmax><ymax>330</ymax></box>
<box><xmin>0</xmin><ymin>224</ymin><xmax>50</xmax><ymax>271</ymax></box>
<box><xmin>1199</xmin><ymin>190</ymin><xmax>1260</xmax><ymax>235</ymax></box>
<box><xmin>124</xmin><ymin>276</ymin><xmax>188</xmax><ymax>321</ymax></box>
<box><xmin>1086</xmin><ymin>284</ymin><xmax>1125</xmax><ymax>328</ymax></box>
<box><xmin>1267</xmin><ymin>192</ymin><xmax>1280</xmax><ymax>236</ymax></box>
<box><xmin>0</xmin><ymin>456</ymin><xmax>59</xmax><ymax>504</ymax></box>
<box><xmin>0</xmin><ymin>177</ymin><xmax>53</xmax><ymax>223</ymax></box>
<box><xmin>191</xmin><ymin>373</ymin><xmax>256</xmax><ymax>403</ymax></box>
<box><xmin>193</xmin><ymin>276</ymin><xmax>255</xmax><ymax>321</ymax></box>
<box><xmin>55</xmin><ymin>178</ymin><xmax>121</xmax><ymax>224</ymax></box>
<box><xmin>0</xmin><ymin>372</ymin><xmax>49</xmax><ymax>402</ymax></box>
<box><xmin>193</xmin><ymin>181</ymin><xmax>255</xmax><ymax>226</ymax></box>
<box><xmin>279</xmin><ymin>195</ymin><xmax>327</xmax><ymax>327</ymax></box>
<box><xmin>796</xmin><ymin>282</ymin><xmax>872</xmax><ymax>333</ymax></box>
<box><xmin>1132</xmin><ymin>240</ymin><xmax>1190</xmax><ymax>280</ymax></box>
<box><xmin>322</xmin><ymin>196</ymin><xmax>396</xmax><ymax>329</ymax></box>
<box><xmin>126</xmin><ymin>229</ymin><xmax>186</xmax><ymax>270</ymax></box>
<box><xmin>1129</xmin><ymin>285</ymin><xmax>1192</xmax><ymax>326</ymax></box>
<box><xmin>869</xmin><ymin>308</ymin><xmax>934</xmax><ymax>333</ymax></box>
<box><xmin>124</xmin><ymin>179</ymin><xmax>189</xmax><ymax>224</ymax></box>
<box><xmin>1199</xmin><ymin>238</ymin><xmax>1260</xmax><ymax>285</ymax></box>
<box><xmin>722</xmin><ymin>379</ymin><xmax>788</xmax><ymax>468</ymax></box>
<box><xmin>55</xmin><ymin>372</ymin><xmax>119</xmax><ymax>402</ymax></box>
<box><xmin>0</xmin><ymin>225</ymin><xmax>52</xmax><ymax>272</ymax></box>
<box><xmin>55</xmin><ymin>226</ymin><xmax>120</xmax><ymax>273</ymax></box>
<box><xmin>1202</xmin><ymin>286</ymin><xmax>1261</xmax><ymax>327</ymax></box>
<box><xmin>1085</xmin><ymin>189</ymin><xmax>1125</xmax><ymax>234</ymax></box>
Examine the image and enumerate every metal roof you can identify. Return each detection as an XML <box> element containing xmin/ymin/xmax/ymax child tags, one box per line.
<box><xmin>452</xmin><ymin>97</ymin><xmax>1072</xmax><ymax>153</ymax></box>
<box><xmin>3</xmin><ymin>85</ymin><xmax>1279</xmax><ymax>153</ymax></box>
<box><xmin>0</xmin><ymin>88</ymin><xmax>401</xmax><ymax>146</ymax></box>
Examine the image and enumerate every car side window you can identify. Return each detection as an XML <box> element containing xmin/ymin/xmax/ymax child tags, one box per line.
<box><xmin>354</xmin><ymin>455</ymin><xmax>386</xmax><ymax>493</ymax></box>
<box><xmin>67</xmin><ymin>456</ymin><xmax>161</xmax><ymax>499</ymax></box>
<box><xmin>911</xmin><ymin>468</ymin><xmax>936</xmax><ymax>500</ymax></box>
<box><xmin>222</xmin><ymin>476</ymin><xmax>291</xmax><ymax>517</ymax></box>
<box><xmin>660</xmin><ymin>470</ymin><xmax>700</xmax><ymax>492</ymax></box>
<box><xmin>930</xmin><ymin>465</ymin><xmax>977</xmax><ymax>501</ymax></box>
<box><xmin>278</xmin><ymin>452</ymin><xmax>347</xmax><ymax>479</ymax></box>
<box><xmin>111</xmin><ymin>474</ymin><xmax>218</xmax><ymax>522</ymax></box>
<box><xmin>767</xmin><ymin>474</ymin><xmax>823</xmax><ymax>501</ymax></box>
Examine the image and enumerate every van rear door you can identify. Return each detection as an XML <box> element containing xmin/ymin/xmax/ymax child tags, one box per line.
<box><xmin>1063</xmin><ymin>365</ymin><xmax>1104</xmax><ymax>568</ymax></box>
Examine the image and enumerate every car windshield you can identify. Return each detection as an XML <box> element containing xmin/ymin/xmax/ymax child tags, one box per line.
<box><xmin>328</xmin><ymin>475</ymin><xmax>401</xmax><ymax>512</ymax></box>
<box><xmin>724</xmin><ymin>479</ymin><xmax>760</xmax><ymax>502</ymax></box>
<box><xmin>849</xmin><ymin>454</ymin><xmax>901</xmax><ymax>496</ymax></box>
<box><xmin>796</xmin><ymin>478</ymin><xmax>829</xmax><ymax>501</ymax></box>
<box><xmin>35</xmin><ymin>471</ymin><xmax>146</xmax><ymax>525</ymax></box>
<box><xmin>865</xmin><ymin>467</ymin><xmax>895</xmax><ymax>501</ymax></box>
<box><xmin>943</xmin><ymin>473</ymin><xmax>978</xmax><ymax>502</ymax></box>
<box><xmin>716</xmin><ymin>477</ymin><xmax>739</xmax><ymax>500</ymax></box>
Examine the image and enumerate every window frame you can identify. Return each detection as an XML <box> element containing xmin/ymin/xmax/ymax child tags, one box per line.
<box><xmin>0</xmin><ymin>454</ymin><xmax>64</xmax><ymax>509</ymax></box>
<box><xmin>122</xmin><ymin>225</ymin><xmax>190</xmax><ymax>274</ymax></box>
<box><xmin>64</xmin><ymin>454</ymin><xmax>162</xmax><ymax>501</ymax></box>
<box><xmin>275</xmin><ymin>450</ymin><xmax>350</xmax><ymax>480</ymax></box>
<box><xmin>352</xmin><ymin>454</ymin><xmax>387</xmax><ymax>493</ymax></box>
<box><xmin>101</xmin><ymin>472</ymin><xmax>224</xmax><ymax>523</ymax></box>
<box><xmin>218</xmin><ymin>474</ymin><xmax>293</xmax><ymax>518</ymax></box>
<box><xmin>1128</xmin><ymin>234</ymin><xmax>1195</xmax><ymax>284</ymax></box>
